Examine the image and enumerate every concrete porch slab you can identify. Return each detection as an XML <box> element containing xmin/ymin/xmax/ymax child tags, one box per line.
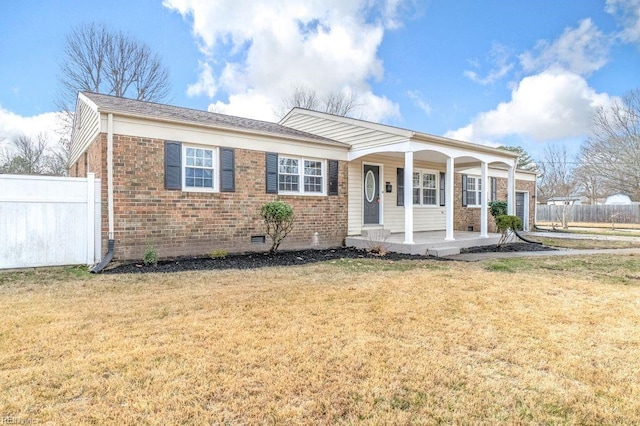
<box><xmin>345</xmin><ymin>230</ymin><xmax>502</xmax><ymax>256</ymax></box>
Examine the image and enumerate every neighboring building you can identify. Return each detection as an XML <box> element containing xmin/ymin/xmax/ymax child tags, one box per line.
<box><xmin>604</xmin><ymin>193</ymin><xmax>633</xmax><ymax>205</ymax></box>
<box><xmin>546</xmin><ymin>196</ymin><xmax>587</xmax><ymax>206</ymax></box>
<box><xmin>69</xmin><ymin>92</ymin><xmax>536</xmax><ymax>260</ymax></box>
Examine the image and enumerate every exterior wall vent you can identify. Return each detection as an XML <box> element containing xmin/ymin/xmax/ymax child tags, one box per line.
<box><xmin>251</xmin><ymin>235</ymin><xmax>266</xmax><ymax>244</ymax></box>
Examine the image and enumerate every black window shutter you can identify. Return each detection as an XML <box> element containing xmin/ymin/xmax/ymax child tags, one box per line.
<box><xmin>397</xmin><ymin>168</ymin><xmax>404</xmax><ymax>206</ymax></box>
<box><xmin>165</xmin><ymin>141</ymin><xmax>182</xmax><ymax>190</ymax></box>
<box><xmin>265</xmin><ymin>152</ymin><xmax>278</xmax><ymax>194</ymax></box>
<box><xmin>440</xmin><ymin>172</ymin><xmax>446</xmax><ymax>206</ymax></box>
<box><xmin>491</xmin><ymin>177</ymin><xmax>497</xmax><ymax>202</ymax></box>
<box><xmin>220</xmin><ymin>148</ymin><xmax>235</xmax><ymax>192</ymax></box>
<box><xmin>462</xmin><ymin>174</ymin><xmax>468</xmax><ymax>207</ymax></box>
<box><xmin>328</xmin><ymin>160</ymin><xmax>339</xmax><ymax>195</ymax></box>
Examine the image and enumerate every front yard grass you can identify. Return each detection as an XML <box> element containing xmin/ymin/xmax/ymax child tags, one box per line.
<box><xmin>529</xmin><ymin>236</ymin><xmax>640</xmax><ymax>250</ymax></box>
<box><xmin>1</xmin><ymin>254</ymin><xmax>640</xmax><ymax>424</ymax></box>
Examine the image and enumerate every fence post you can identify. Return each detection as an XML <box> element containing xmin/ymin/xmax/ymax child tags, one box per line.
<box><xmin>86</xmin><ymin>173</ymin><xmax>95</xmax><ymax>265</ymax></box>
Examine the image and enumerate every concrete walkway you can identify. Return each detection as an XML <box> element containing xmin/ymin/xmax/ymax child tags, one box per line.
<box><xmin>447</xmin><ymin>247</ymin><xmax>640</xmax><ymax>262</ymax></box>
<box><xmin>445</xmin><ymin>230</ymin><xmax>640</xmax><ymax>261</ymax></box>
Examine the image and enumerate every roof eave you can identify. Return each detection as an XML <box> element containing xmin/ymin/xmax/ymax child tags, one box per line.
<box><xmin>95</xmin><ymin>107</ymin><xmax>350</xmax><ymax>150</ymax></box>
<box><xmin>411</xmin><ymin>131</ymin><xmax>520</xmax><ymax>159</ymax></box>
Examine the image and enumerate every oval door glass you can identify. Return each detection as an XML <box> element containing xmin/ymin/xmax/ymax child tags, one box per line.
<box><xmin>365</xmin><ymin>170</ymin><xmax>376</xmax><ymax>202</ymax></box>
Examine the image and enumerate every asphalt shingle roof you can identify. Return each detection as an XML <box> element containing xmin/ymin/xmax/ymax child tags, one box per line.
<box><xmin>81</xmin><ymin>92</ymin><xmax>348</xmax><ymax>148</ymax></box>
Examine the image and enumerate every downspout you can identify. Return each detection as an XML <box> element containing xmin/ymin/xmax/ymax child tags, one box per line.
<box><xmin>91</xmin><ymin>113</ymin><xmax>115</xmax><ymax>273</ymax></box>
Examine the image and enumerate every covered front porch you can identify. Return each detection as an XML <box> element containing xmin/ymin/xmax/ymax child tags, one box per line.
<box><xmin>346</xmin><ymin>229</ymin><xmax>502</xmax><ymax>257</ymax></box>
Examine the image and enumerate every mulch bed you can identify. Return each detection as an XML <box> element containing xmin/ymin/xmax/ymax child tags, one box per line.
<box><xmin>460</xmin><ymin>242</ymin><xmax>557</xmax><ymax>254</ymax></box>
<box><xmin>103</xmin><ymin>243</ymin><xmax>556</xmax><ymax>274</ymax></box>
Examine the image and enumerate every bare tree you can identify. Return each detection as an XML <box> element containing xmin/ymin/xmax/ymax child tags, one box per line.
<box><xmin>573</xmin><ymin>161</ymin><xmax>604</xmax><ymax>204</ymax></box>
<box><xmin>277</xmin><ymin>84</ymin><xmax>363</xmax><ymax>118</ymax></box>
<box><xmin>537</xmin><ymin>144</ymin><xmax>578</xmax><ymax>228</ymax></box>
<box><xmin>56</xmin><ymin>23</ymin><xmax>171</xmax><ymax>141</ymax></box>
<box><xmin>580</xmin><ymin>89</ymin><xmax>640</xmax><ymax>200</ymax></box>
<box><xmin>0</xmin><ymin>134</ymin><xmax>63</xmax><ymax>175</ymax></box>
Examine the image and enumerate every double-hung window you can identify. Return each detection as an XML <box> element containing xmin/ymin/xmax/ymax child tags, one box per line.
<box><xmin>466</xmin><ymin>175</ymin><xmax>482</xmax><ymax>207</ymax></box>
<box><xmin>184</xmin><ymin>146</ymin><xmax>216</xmax><ymax>191</ymax></box>
<box><xmin>278</xmin><ymin>156</ymin><xmax>325</xmax><ymax>195</ymax></box>
<box><xmin>278</xmin><ymin>157</ymin><xmax>299</xmax><ymax>192</ymax></box>
<box><xmin>412</xmin><ymin>169</ymin><xmax>438</xmax><ymax>206</ymax></box>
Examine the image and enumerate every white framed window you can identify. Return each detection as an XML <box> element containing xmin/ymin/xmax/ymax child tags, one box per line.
<box><xmin>412</xmin><ymin>169</ymin><xmax>439</xmax><ymax>206</ymax></box>
<box><xmin>279</xmin><ymin>156</ymin><xmax>325</xmax><ymax>195</ymax></box>
<box><xmin>183</xmin><ymin>145</ymin><xmax>217</xmax><ymax>192</ymax></box>
<box><xmin>466</xmin><ymin>175</ymin><xmax>482</xmax><ymax>207</ymax></box>
<box><xmin>278</xmin><ymin>157</ymin><xmax>299</xmax><ymax>192</ymax></box>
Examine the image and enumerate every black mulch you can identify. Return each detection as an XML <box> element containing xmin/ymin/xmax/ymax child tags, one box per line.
<box><xmin>460</xmin><ymin>242</ymin><xmax>557</xmax><ymax>254</ymax></box>
<box><xmin>103</xmin><ymin>243</ymin><xmax>556</xmax><ymax>274</ymax></box>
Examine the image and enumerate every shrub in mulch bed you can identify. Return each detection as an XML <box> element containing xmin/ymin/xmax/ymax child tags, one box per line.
<box><xmin>103</xmin><ymin>247</ymin><xmax>424</xmax><ymax>274</ymax></box>
<box><xmin>103</xmin><ymin>243</ymin><xmax>556</xmax><ymax>274</ymax></box>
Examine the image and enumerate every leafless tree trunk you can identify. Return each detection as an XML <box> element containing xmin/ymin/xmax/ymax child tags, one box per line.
<box><xmin>580</xmin><ymin>89</ymin><xmax>640</xmax><ymax>201</ymax></box>
<box><xmin>276</xmin><ymin>84</ymin><xmax>363</xmax><ymax>118</ymax></box>
<box><xmin>538</xmin><ymin>144</ymin><xmax>578</xmax><ymax>228</ymax></box>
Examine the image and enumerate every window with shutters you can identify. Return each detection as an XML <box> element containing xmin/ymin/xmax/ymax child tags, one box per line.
<box><xmin>465</xmin><ymin>175</ymin><xmax>483</xmax><ymax>207</ymax></box>
<box><xmin>411</xmin><ymin>168</ymin><xmax>439</xmax><ymax>206</ymax></box>
<box><xmin>183</xmin><ymin>145</ymin><xmax>217</xmax><ymax>192</ymax></box>
<box><xmin>278</xmin><ymin>156</ymin><xmax>325</xmax><ymax>195</ymax></box>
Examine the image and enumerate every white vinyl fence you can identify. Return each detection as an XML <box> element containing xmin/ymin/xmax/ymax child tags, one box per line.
<box><xmin>0</xmin><ymin>174</ymin><xmax>101</xmax><ymax>269</ymax></box>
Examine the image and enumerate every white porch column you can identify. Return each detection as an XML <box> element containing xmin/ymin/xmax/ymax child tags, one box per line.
<box><xmin>404</xmin><ymin>151</ymin><xmax>414</xmax><ymax>244</ymax></box>
<box><xmin>480</xmin><ymin>161</ymin><xmax>488</xmax><ymax>238</ymax></box>
<box><xmin>445</xmin><ymin>156</ymin><xmax>455</xmax><ymax>241</ymax></box>
<box><xmin>507</xmin><ymin>164</ymin><xmax>515</xmax><ymax>215</ymax></box>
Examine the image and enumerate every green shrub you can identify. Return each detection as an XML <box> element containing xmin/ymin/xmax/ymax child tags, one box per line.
<box><xmin>488</xmin><ymin>200</ymin><xmax>508</xmax><ymax>219</ymax></box>
<box><xmin>143</xmin><ymin>243</ymin><xmax>158</xmax><ymax>266</ymax></box>
<box><xmin>495</xmin><ymin>215</ymin><xmax>522</xmax><ymax>233</ymax></box>
<box><xmin>260</xmin><ymin>201</ymin><xmax>295</xmax><ymax>254</ymax></box>
<box><xmin>210</xmin><ymin>249</ymin><xmax>228</xmax><ymax>259</ymax></box>
<box><xmin>495</xmin><ymin>215</ymin><xmax>522</xmax><ymax>247</ymax></box>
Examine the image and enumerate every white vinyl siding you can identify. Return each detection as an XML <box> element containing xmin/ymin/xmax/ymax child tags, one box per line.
<box><xmin>347</xmin><ymin>155</ymin><xmax>445</xmax><ymax>235</ymax></box>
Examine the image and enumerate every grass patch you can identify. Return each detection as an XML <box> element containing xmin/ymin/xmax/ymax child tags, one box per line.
<box><xmin>2</xmin><ymin>256</ymin><xmax>640</xmax><ymax>423</ymax></box>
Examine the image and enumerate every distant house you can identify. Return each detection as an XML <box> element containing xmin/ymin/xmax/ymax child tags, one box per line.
<box><xmin>69</xmin><ymin>92</ymin><xmax>536</xmax><ymax>261</ymax></box>
<box><xmin>546</xmin><ymin>196</ymin><xmax>586</xmax><ymax>206</ymax></box>
<box><xmin>604</xmin><ymin>193</ymin><xmax>633</xmax><ymax>205</ymax></box>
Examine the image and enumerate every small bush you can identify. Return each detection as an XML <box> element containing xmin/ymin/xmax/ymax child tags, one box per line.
<box><xmin>495</xmin><ymin>215</ymin><xmax>522</xmax><ymax>233</ymax></box>
<box><xmin>488</xmin><ymin>200</ymin><xmax>508</xmax><ymax>219</ymax></box>
<box><xmin>260</xmin><ymin>201</ymin><xmax>295</xmax><ymax>254</ymax></box>
<box><xmin>143</xmin><ymin>243</ymin><xmax>158</xmax><ymax>266</ymax></box>
<box><xmin>210</xmin><ymin>249</ymin><xmax>228</xmax><ymax>259</ymax></box>
<box><xmin>495</xmin><ymin>215</ymin><xmax>522</xmax><ymax>247</ymax></box>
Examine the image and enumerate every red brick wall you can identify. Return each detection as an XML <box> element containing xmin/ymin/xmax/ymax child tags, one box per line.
<box><xmin>453</xmin><ymin>173</ymin><xmax>535</xmax><ymax>232</ymax></box>
<box><xmin>73</xmin><ymin>133</ymin><xmax>348</xmax><ymax>260</ymax></box>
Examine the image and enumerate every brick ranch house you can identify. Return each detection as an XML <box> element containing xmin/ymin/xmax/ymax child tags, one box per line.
<box><xmin>69</xmin><ymin>92</ymin><xmax>536</xmax><ymax>261</ymax></box>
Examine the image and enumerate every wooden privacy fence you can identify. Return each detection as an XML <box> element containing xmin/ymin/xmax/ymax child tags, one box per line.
<box><xmin>0</xmin><ymin>173</ymin><xmax>101</xmax><ymax>269</ymax></box>
<box><xmin>536</xmin><ymin>204</ymin><xmax>640</xmax><ymax>224</ymax></box>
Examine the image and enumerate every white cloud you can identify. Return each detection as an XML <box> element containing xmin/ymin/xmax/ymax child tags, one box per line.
<box><xmin>406</xmin><ymin>90</ymin><xmax>431</xmax><ymax>115</ymax></box>
<box><xmin>0</xmin><ymin>107</ymin><xmax>62</xmax><ymax>147</ymax></box>
<box><xmin>186</xmin><ymin>61</ymin><xmax>218</xmax><ymax>98</ymax></box>
<box><xmin>163</xmin><ymin>0</ymin><xmax>404</xmax><ymax>122</ymax></box>
<box><xmin>464</xmin><ymin>43</ymin><xmax>514</xmax><ymax>85</ymax></box>
<box><xmin>606</xmin><ymin>0</ymin><xmax>640</xmax><ymax>43</ymax></box>
<box><xmin>519</xmin><ymin>19</ymin><xmax>610</xmax><ymax>75</ymax></box>
<box><xmin>445</xmin><ymin>69</ymin><xmax>615</xmax><ymax>145</ymax></box>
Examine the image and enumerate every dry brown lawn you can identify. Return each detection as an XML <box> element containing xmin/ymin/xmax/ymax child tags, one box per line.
<box><xmin>2</xmin><ymin>255</ymin><xmax>640</xmax><ymax>424</ymax></box>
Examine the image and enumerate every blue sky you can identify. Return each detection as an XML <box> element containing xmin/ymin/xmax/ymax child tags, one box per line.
<box><xmin>1</xmin><ymin>0</ymin><xmax>639</xmax><ymax>161</ymax></box>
